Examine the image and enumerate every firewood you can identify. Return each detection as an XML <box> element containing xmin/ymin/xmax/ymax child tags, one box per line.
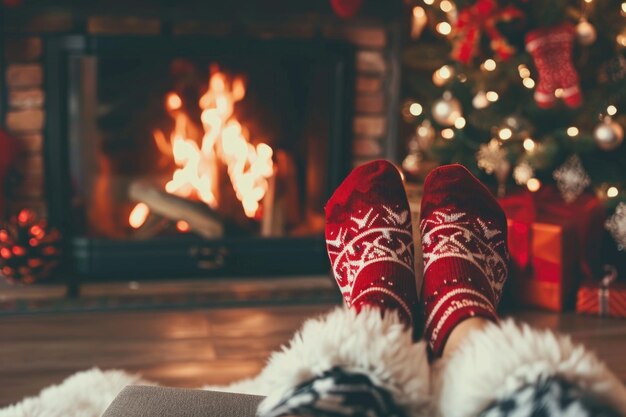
<box><xmin>128</xmin><ymin>180</ymin><xmax>224</xmax><ymax>239</ymax></box>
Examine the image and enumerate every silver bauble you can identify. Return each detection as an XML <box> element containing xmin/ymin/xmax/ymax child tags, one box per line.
<box><xmin>593</xmin><ymin>118</ymin><xmax>624</xmax><ymax>151</ymax></box>
<box><xmin>576</xmin><ymin>19</ymin><xmax>597</xmax><ymax>46</ymax></box>
<box><xmin>415</xmin><ymin>120</ymin><xmax>436</xmax><ymax>151</ymax></box>
<box><xmin>432</xmin><ymin>92</ymin><xmax>463</xmax><ymax>126</ymax></box>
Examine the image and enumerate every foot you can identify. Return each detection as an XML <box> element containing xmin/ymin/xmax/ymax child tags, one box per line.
<box><xmin>420</xmin><ymin>164</ymin><xmax>509</xmax><ymax>356</ymax></box>
<box><xmin>325</xmin><ymin>160</ymin><xmax>418</xmax><ymax>326</ymax></box>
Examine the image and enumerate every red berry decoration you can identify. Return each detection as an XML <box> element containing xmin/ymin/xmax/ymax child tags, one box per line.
<box><xmin>330</xmin><ymin>0</ymin><xmax>364</xmax><ymax>18</ymax></box>
<box><xmin>0</xmin><ymin>209</ymin><xmax>62</xmax><ymax>284</ymax></box>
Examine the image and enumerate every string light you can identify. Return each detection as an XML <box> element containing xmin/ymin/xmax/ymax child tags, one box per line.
<box><xmin>454</xmin><ymin>117</ymin><xmax>466</xmax><ymax>129</ymax></box>
<box><xmin>527</xmin><ymin>178</ymin><xmax>542</xmax><ymax>192</ymax></box>
<box><xmin>411</xmin><ymin>6</ymin><xmax>428</xmax><ymax>39</ymax></box>
<box><xmin>607</xmin><ymin>186</ymin><xmax>619</xmax><ymax>198</ymax></box>
<box><xmin>441</xmin><ymin>128</ymin><xmax>455</xmax><ymax>139</ymax></box>
<box><xmin>607</xmin><ymin>105</ymin><xmax>618</xmax><ymax>116</ymax></box>
<box><xmin>409</xmin><ymin>102</ymin><xmax>423</xmax><ymax>116</ymax></box>
<box><xmin>483</xmin><ymin>59</ymin><xmax>497</xmax><ymax>71</ymax></box>
<box><xmin>518</xmin><ymin>65</ymin><xmax>531</xmax><ymax>78</ymax></box>
<box><xmin>440</xmin><ymin>0</ymin><xmax>453</xmax><ymax>12</ymax></box>
<box><xmin>584</xmin><ymin>0</ymin><xmax>593</xmax><ymax>3</ymax></box>
<box><xmin>486</xmin><ymin>91</ymin><xmax>499</xmax><ymax>102</ymax></box>
<box><xmin>622</xmin><ymin>2</ymin><xmax>626</xmax><ymax>15</ymax></box>
<box><xmin>567</xmin><ymin>126</ymin><xmax>579</xmax><ymax>137</ymax></box>
<box><xmin>554</xmin><ymin>88</ymin><xmax>564</xmax><ymax>98</ymax></box>
<box><xmin>523</xmin><ymin>138</ymin><xmax>536</xmax><ymax>152</ymax></box>
<box><xmin>523</xmin><ymin>78</ymin><xmax>535</xmax><ymax>89</ymax></box>
<box><xmin>618</xmin><ymin>33</ymin><xmax>626</xmax><ymax>47</ymax></box>
<box><xmin>423</xmin><ymin>0</ymin><xmax>434</xmax><ymax>4</ymax></box>
<box><xmin>433</xmin><ymin>65</ymin><xmax>454</xmax><ymax>86</ymax></box>
<box><xmin>437</xmin><ymin>22</ymin><xmax>452</xmax><ymax>35</ymax></box>
<box><xmin>413</xmin><ymin>6</ymin><xmax>426</xmax><ymax>17</ymax></box>
<box><xmin>498</xmin><ymin>128</ymin><xmax>513</xmax><ymax>140</ymax></box>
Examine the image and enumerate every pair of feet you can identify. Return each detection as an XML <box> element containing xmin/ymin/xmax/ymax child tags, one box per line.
<box><xmin>325</xmin><ymin>161</ymin><xmax>509</xmax><ymax>357</ymax></box>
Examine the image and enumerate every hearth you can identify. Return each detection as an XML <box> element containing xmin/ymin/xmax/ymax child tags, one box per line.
<box><xmin>45</xmin><ymin>35</ymin><xmax>355</xmax><ymax>279</ymax></box>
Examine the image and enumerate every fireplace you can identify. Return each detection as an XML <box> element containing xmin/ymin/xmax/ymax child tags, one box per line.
<box><xmin>2</xmin><ymin>1</ymin><xmax>403</xmax><ymax>281</ymax></box>
<box><xmin>45</xmin><ymin>36</ymin><xmax>354</xmax><ymax>278</ymax></box>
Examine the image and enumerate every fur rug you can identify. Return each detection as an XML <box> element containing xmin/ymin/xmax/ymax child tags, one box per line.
<box><xmin>0</xmin><ymin>369</ymin><xmax>150</xmax><ymax>417</ymax></box>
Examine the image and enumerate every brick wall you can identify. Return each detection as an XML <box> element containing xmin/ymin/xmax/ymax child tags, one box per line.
<box><xmin>2</xmin><ymin>10</ymin><xmax>401</xmax><ymax>217</ymax></box>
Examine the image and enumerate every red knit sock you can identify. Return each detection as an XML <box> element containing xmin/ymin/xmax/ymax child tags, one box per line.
<box><xmin>325</xmin><ymin>160</ymin><xmax>418</xmax><ymax>326</ymax></box>
<box><xmin>420</xmin><ymin>164</ymin><xmax>509</xmax><ymax>356</ymax></box>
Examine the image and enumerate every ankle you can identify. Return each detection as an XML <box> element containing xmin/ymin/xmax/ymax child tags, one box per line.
<box><xmin>442</xmin><ymin>317</ymin><xmax>493</xmax><ymax>360</ymax></box>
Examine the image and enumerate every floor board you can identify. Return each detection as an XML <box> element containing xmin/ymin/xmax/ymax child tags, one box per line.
<box><xmin>1</xmin><ymin>305</ymin><xmax>626</xmax><ymax>407</ymax></box>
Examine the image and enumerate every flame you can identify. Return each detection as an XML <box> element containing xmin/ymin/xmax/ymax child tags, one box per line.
<box><xmin>153</xmin><ymin>68</ymin><xmax>274</xmax><ymax>219</ymax></box>
<box><xmin>128</xmin><ymin>68</ymin><xmax>274</xmax><ymax>229</ymax></box>
<box><xmin>129</xmin><ymin>203</ymin><xmax>150</xmax><ymax>229</ymax></box>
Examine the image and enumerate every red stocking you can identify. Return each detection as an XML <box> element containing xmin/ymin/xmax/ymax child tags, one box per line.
<box><xmin>526</xmin><ymin>23</ymin><xmax>582</xmax><ymax>109</ymax></box>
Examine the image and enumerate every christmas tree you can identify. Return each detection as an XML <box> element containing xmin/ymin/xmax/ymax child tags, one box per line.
<box><xmin>401</xmin><ymin>0</ymin><xmax>626</xmax><ymax>251</ymax></box>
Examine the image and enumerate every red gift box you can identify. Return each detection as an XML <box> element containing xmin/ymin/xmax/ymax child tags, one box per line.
<box><xmin>577</xmin><ymin>266</ymin><xmax>626</xmax><ymax>318</ymax></box>
<box><xmin>499</xmin><ymin>187</ymin><xmax>605</xmax><ymax>312</ymax></box>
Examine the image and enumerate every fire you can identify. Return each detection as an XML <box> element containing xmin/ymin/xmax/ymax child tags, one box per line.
<box><xmin>129</xmin><ymin>67</ymin><xmax>275</xmax><ymax>230</ymax></box>
<box><xmin>129</xmin><ymin>203</ymin><xmax>150</xmax><ymax>229</ymax></box>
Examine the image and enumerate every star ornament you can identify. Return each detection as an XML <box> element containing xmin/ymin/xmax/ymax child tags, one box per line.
<box><xmin>552</xmin><ymin>155</ymin><xmax>591</xmax><ymax>203</ymax></box>
<box><xmin>606</xmin><ymin>202</ymin><xmax>626</xmax><ymax>251</ymax></box>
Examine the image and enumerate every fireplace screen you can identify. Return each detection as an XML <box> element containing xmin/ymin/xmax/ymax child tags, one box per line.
<box><xmin>46</xmin><ymin>37</ymin><xmax>354</xmax><ymax>277</ymax></box>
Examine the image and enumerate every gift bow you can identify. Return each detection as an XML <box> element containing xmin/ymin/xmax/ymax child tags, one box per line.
<box><xmin>451</xmin><ymin>0</ymin><xmax>524</xmax><ymax>65</ymax></box>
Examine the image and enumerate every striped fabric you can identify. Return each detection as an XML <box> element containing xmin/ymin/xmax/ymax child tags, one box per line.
<box><xmin>259</xmin><ymin>367</ymin><xmax>406</xmax><ymax>417</ymax></box>
<box><xmin>479</xmin><ymin>377</ymin><xmax>620</xmax><ymax>417</ymax></box>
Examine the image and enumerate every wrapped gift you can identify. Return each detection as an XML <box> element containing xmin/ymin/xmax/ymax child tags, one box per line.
<box><xmin>499</xmin><ymin>187</ymin><xmax>605</xmax><ymax>312</ymax></box>
<box><xmin>577</xmin><ymin>266</ymin><xmax>626</xmax><ymax>318</ymax></box>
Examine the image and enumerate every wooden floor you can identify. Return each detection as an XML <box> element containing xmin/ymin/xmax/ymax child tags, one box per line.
<box><xmin>1</xmin><ymin>304</ymin><xmax>626</xmax><ymax>407</ymax></box>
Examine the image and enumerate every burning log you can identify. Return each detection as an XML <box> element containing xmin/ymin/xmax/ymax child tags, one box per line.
<box><xmin>128</xmin><ymin>180</ymin><xmax>224</xmax><ymax>239</ymax></box>
<box><xmin>131</xmin><ymin>213</ymin><xmax>171</xmax><ymax>240</ymax></box>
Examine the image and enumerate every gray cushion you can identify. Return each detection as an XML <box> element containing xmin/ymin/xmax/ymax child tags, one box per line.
<box><xmin>101</xmin><ymin>385</ymin><xmax>265</xmax><ymax>417</ymax></box>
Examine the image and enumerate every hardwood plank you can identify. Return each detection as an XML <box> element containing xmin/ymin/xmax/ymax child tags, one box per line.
<box><xmin>1</xmin><ymin>305</ymin><xmax>625</xmax><ymax>408</ymax></box>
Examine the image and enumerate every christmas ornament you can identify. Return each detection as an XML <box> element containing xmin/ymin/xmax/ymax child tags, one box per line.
<box><xmin>552</xmin><ymin>155</ymin><xmax>591</xmax><ymax>203</ymax></box>
<box><xmin>432</xmin><ymin>91</ymin><xmax>463</xmax><ymax>126</ymax></box>
<box><xmin>605</xmin><ymin>202</ymin><xmax>626</xmax><ymax>250</ymax></box>
<box><xmin>593</xmin><ymin>117</ymin><xmax>624</xmax><ymax>151</ymax></box>
<box><xmin>330</xmin><ymin>0</ymin><xmax>363</xmax><ymax>18</ymax></box>
<box><xmin>0</xmin><ymin>130</ymin><xmax>20</xmax><ymax>217</ymax></box>
<box><xmin>415</xmin><ymin>119</ymin><xmax>436</xmax><ymax>151</ymax></box>
<box><xmin>526</xmin><ymin>23</ymin><xmax>582</xmax><ymax>108</ymax></box>
<box><xmin>575</xmin><ymin>19</ymin><xmax>597</xmax><ymax>46</ymax></box>
<box><xmin>477</xmin><ymin>138</ymin><xmax>511</xmax><ymax>196</ymax></box>
<box><xmin>451</xmin><ymin>0</ymin><xmax>524</xmax><ymax>65</ymax></box>
<box><xmin>513</xmin><ymin>161</ymin><xmax>534</xmax><ymax>185</ymax></box>
<box><xmin>0</xmin><ymin>209</ymin><xmax>62</xmax><ymax>284</ymax></box>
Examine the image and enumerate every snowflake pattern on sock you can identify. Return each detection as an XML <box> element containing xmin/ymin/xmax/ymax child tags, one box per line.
<box><xmin>420</xmin><ymin>209</ymin><xmax>508</xmax><ymax>303</ymax></box>
<box><xmin>327</xmin><ymin>204</ymin><xmax>415</xmax><ymax>318</ymax></box>
<box><xmin>421</xmin><ymin>208</ymin><xmax>509</xmax><ymax>351</ymax></box>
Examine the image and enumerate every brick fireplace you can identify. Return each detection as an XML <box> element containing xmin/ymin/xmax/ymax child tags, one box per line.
<box><xmin>1</xmin><ymin>0</ymin><xmax>404</xmax><ymax>280</ymax></box>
